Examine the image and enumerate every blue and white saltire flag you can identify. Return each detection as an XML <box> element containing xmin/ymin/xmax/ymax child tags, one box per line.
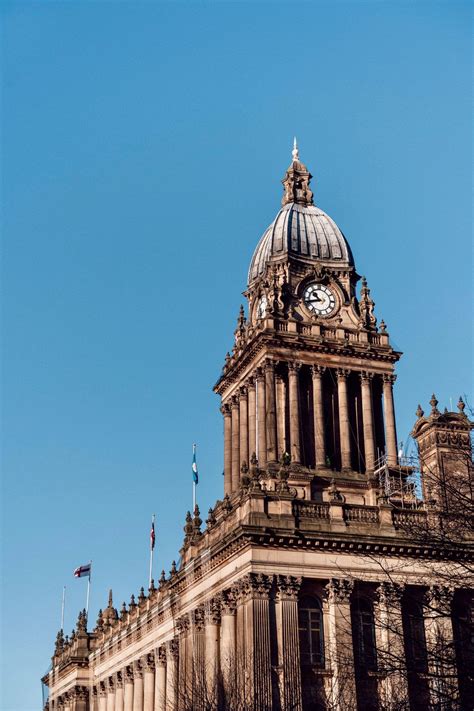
<box><xmin>192</xmin><ymin>444</ymin><xmax>199</xmax><ymax>485</ymax></box>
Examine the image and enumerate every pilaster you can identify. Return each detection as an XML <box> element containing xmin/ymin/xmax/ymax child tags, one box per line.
<box><xmin>143</xmin><ymin>654</ymin><xmax>155</xmax><ymax>711</ymax></box>
<box><xmin>165</xmin><ymin>640</ymin><xmax>178</xmax><ymax>711</ymax></box>
<box><xmin>374</xmin><ymin>582</ymin><xmax>408</xmax><ymax>709</ymax></box>
<box><xmin>336</xmin><ymin>369</ymin><xmax>352</xmax><ymax>471</ymax></box>
<box><xmin>256</xmin><ymin>368</ymin><xmax>267</xmax><ymax>468</ymax></box>
<box><xmin>275</xmin><ymin>575</ymin><xmax>303</xmax><ymax>711</ymax></box>
<box><xmin>360</xmin><ymin>371</ymin><xmax>376</xmax><ymax>473</ymax></box>
<box><xmin>311</xmin><ymin>365</ymin><xmax>326</xmax><ymax>469</ymax></box>
<box><xmin>154</xmin><ymin>647</ymin><xmax>166</xmax><ymax>711</ymax></box>
<box><xmin>424</xmin><ymin>586</ymin><xmax>458</xmax><ymax>707</ymax></box>
<box><xmin>264</xmin><ymin>359</ymin><xmax>277</xmax><ymax>462</ymax></box>
<box><xmin>132</xmin><ymin>660</ymin><xmax>143</xmax><ymax>711</ymax></box>
<box><xmin>324</xmin><ymin>579</ymin><xmax>356</xmax><ymax>709</ymax></box>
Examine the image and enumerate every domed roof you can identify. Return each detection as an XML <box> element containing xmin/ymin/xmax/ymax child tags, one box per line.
<box><xmin>248</xmin><ymin>202</ymin><xmax>354</xmax><ymax>284</ymax></box>
<box><xmin>248</xmin><ymin>141</ymin><xmax>354</xmax><ymax>285</ymax></box>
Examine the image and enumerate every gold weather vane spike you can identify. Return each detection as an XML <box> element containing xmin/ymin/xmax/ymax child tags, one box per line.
<box><xmin>292</xmin><ymin>136</ymin><xmax>299</xmax><ymax>162</ymax></box>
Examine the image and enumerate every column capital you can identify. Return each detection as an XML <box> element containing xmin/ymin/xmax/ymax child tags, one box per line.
<box><xmin>264</xmin><ymin>358</ymin><xmax>275</xmax><ymax>372</ymax></box>
<box><xmin>237</xmin><ymin>573</ymin><xmax>273</xmax><ymax>602</ymax></box>
<box><xmin>255</xmin><ymin>366</ymin><xmax>265</xmax><ymax>381</ymax></box>
<box><xmin>383</xmin><ymin>373</ymin><xmax>397</xmax><ymax>385</ymax></box>
<box><xmin>221</xmin><ymin>588</ymin><xmax>237</xmax><ymax>616</ymax></box>
<box><xmin>336</xmin><ymin>367</ymin><xmax>351</xmax><ymax>380</ymax></box>
<box><xmin>360</xmin><ymin>370</ymin><xmax>374</xmax><ymax>382</ymax></box>
<box><xmin>324</xmin><ymin>578</ymin><xmax>354</xmax><ymax>603</ymax></box>
<box><xmin>70</xmin><ymin>686</ymin><xmax>89</xmax><ymax>702</ymax></box>
<box><xmin>246</xmin><ymin>375</ymin><xmax>256</xmax><ymax>390</ymax></box>
<box><xmin>288</xmin><ymin>361</ymin><xmax>301</xmax><ymax>374</ymax></box>
<box><xmin>155</xmin><ymin>645</ymin><xmax>167</xmax><ymax>667</ymax></box>
<box><xmin>99</xmin><ymin>681</ymin><xmax>107</xmax><ymax>697</ymax></box>
<box><xmin>205</xmin><ymin>595</ymin><xmax>222</xmax><ymax>625</ymax></box>
<box><xmin>275</xmin><ymin>575</ymin><xmax>302</xmax><ymax>601</ymax></box>
<box><xmin>142</xmin><ymin>652</ymin><xmax>155</xmax><ymax>672</ymax></box>
<box><xmin>376</xmin><ymin>581</ymin><xmax>404</xmax><ymax>606</ymax></box>
<box><xmin>425</xmin><ymin>585</ymin><xmax>455</xmax><ymax>613</ymax></box>
<box><xmin>231</xmin><ymin>394</ymin><xmax>240</xmax><ymax>409</ymax></box>
<box><xmin>133</xmin><ymin>658</ymin><xmax>144</xmax><ymax>679</ymax></box>
<box><xmin>239</xmin><ymin>385</ymin><xmax>248</xmax><ymax>398</ymax></box>
<box><xmin>124</xmin><ymin>665</ymin><xmax>134</xmax><ymax>683</ymax></box>
<box><xmin>166</xmin><ymin>638</ymin><xmax>179</xmax><ymax>660</ymax></box>
<box><xmin>192</xmin><ymin>606</ymin><xmax>205</xmax><ymax>631</ymax></box>
<box><xmin>176</xmin><ymin>614</ymin><xmax>190</xmax><ymax>635</ymax></box>
<box><xmin>107</xmin><ymin>675</ymin><xmax>115</xmax><ymax>692</ymax></box>
<box><xmin>115</xmin><ymin>671</ymin><xmax>123</xmax><ymax>688</ymax></box>
<box><xmin>220</xmin><ymin>402</ymin><xmax>231</xmax><ymax>417</ymax></box>
<box><xmin>311</xmin><ymin>364</ymin><xmax>326</xmax><ymax>378</ymax></box>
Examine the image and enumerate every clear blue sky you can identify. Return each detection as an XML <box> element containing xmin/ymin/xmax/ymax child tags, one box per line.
<box><xmin>1</xmin><ymin>2</ymin><xmax>472</xmax><ymax>709</ymax></box>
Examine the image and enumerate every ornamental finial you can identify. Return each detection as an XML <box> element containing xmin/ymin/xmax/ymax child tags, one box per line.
<box><xmin>292</xmin><ymin>136</ymin><xmax>299</xmax><ymax>162</ymax></box>
<box><xmin>458</xmin><ymin>396</ymin><xmax>466</xmax><ymax>414</ymax></box>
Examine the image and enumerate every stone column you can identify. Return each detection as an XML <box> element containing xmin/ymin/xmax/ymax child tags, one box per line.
<box><xmin>154</xmin><ymin>648</ymin><xmax>166</xmax><ymax>711</ymax></box>
<box><xmin>264</xmin><ymin>360</ymin><xmax>277</xmax><ymax>462</ymax></box>
<box><xmin>165</xmin><ymin>640</ymin><xmax>178</xmax><ymax>711</ymax></box>
<box><xmin>239</xmin><ymin>386</ymin><xmax>249</xmax><ymax>471</ymax></box>
<box><xmin>256</xmin><ymin>368</ymin><xmax>267</xmax><ymax>468</ymax></box>
<box><xmin>424</xmin><ymin>586</ymin><xmax>458</xmax><ymax>706</ymax></box>
<box><xmin>99</xmin><ymin>683</ymin><xmax>107</xmax><ymax>711</ymax></box>
<box><xmin>288</xmin><ymin>363</ymin><xmax>301</xmax><ymax>464</ymax></box>
<box><xmin>325</xmin><ymin>579</ymin><xmax>356</xmax><ymax>709</ymax></box>
<box><xmin>241</xmin><ymin>573</ymin><xmax>273</xmax><ymax>711</ymax></box>
<box><xmin>375</xmin><ymin>583</ymin><xmax>409</xmax><ymax>709</ymax></box>
<box><xmin>221</xmin><ymin>403</ymin><xmax>232</xmax><ymax>497</ymax></box>
<box><xmin>114</xmin><ymin>673</ymin><xmax>124</xmax><ymax>711</ymax></box>
<box><xmin>204</xmin><ymin>598</ymin><xmax>221</xmax><ymax>710</ymax></box>
<box><xmin>72</xmin><ymin>687</ymin><xmax>88</xmax><ymax>711</ymax></box>
<box><xmin>192</xmin><ymin>607</ymin><xmax>206</xmax><ymax>710</ymax></box>
<box><xmin>231</xmin><ymin>396</ymin><xmax>240</xmax><ymax>492</ymax></box>
<box><xmin>177</xmin><ymin>616</ymin><xmax>191</xmax><ymax>710</ymax></box>
<box><xmin>383</xmin><ymin>374</ymin><xmax>398</xmax><ymax>466</ymax></box>
<box><xmin>336</xmin><ymin>369</ymin><xmax>351</xmax><ymax>470</ymax></box>
<box><xmin>123</xmin><ymin>667</ymin><xmax>134</xmax><ymax>711</ymax></box>
<box><xmin>143</xmin><ymin>655</ymin><xmax>155</xmax><ymax>711</ymax></box>
<box><xmin>275</xmin><ymin>576</ymin><xmax>303</xmax><ymax>711</ymax></box>
<box><xmin>360</xmin><ymin>371</ymin><xmax>376</xmax><ymax>473</ymax></box>
<box><xmin>311</xmin><ymin>365</ymin><xmax>326</xmax><ymax>469</ymax></box>
<box><xmin>247</xmin><ymin>377</ymin><xmax>257</xmax><ymax>460</ymax></box>
<box><xmin>106</xmin><ymin>678</ymin><xmax>115</xmax><ymax>711</ymax></box>
<box><xmin>132</xmin><ymin>661</ymin><xmax>143</xmax><ymax>711</ymax></box>
<box><xmin>276</xmin><ymin>373</ymin><xmax>286</xmax><ymax>459</ymax></box>
<box><xmin>220</xmin><ymin>590</ymin><xmax>237</xmax><ymax>704</ymax></box>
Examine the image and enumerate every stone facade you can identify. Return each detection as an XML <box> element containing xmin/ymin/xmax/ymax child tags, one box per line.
<box><xmin>43</xmin><ymin>145</ymin><xmax>474</xmax><ymax>711</ymax></box>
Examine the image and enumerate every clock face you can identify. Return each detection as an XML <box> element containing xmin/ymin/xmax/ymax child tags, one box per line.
<box><xmin>257</xmin><ymin>296</ymin><xmax>267</xmax><ymax>319</ymax></box>
<box><xmin>303</xmin><ymin>283</ymin><xmax>336</xmax><ymax>317</ymax></box>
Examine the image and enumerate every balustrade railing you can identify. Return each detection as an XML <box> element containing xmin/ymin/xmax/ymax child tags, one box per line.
<box><xmin>343</xmin><ymin>505</ymin><xmax>379</xmax><ymax>524</ymax></box>
<box><xmin>293</xmin><ymin>501</ymin><xmax>330</xmax><ymax>520</ymax></box>
<box><xmin>392</xmin><ymin>508</ymin><xmax>427</xmax><ymax>529</ymax></box>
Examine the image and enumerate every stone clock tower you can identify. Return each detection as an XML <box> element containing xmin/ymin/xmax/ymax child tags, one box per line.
<box><xmin>215</xmin><ymin>141</ymin><xmax>400</xmax><ymax>505</ymax></box>
<box><xmin>43</xmin><ymin>143</ymin><xmax>473</xmax><ymax>711</ymax></box>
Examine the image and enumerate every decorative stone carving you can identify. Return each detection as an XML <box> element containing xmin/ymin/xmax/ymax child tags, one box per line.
<box><xmin>143</xmin><ymin>652</ymin><xmax>155</xmax><ymax>672</ymax></box>
<box><xmin>205</xmin><ymin>595</ymin><xmax>222</xmax><ymax>625</ymax></box>
<box><xmin>425</xmin><ymin>585</ymin><xmax>455</xmax><ymax>614</ymax></box>
<box><xmin>133</xmin><ymin>658</ymin><xmax>143</xmax><ymax>678</ymax></box>
<box><xmin>115</xmin><ymin>671</ymin><xmax>123</xmax><ymax>688</ymax></box>
<box><xmin>156</xmin><ymin>646</ymin><xmax>167</xmax><ymax>667</ymax></box>
<box><xmin>324</xmin><ymin>578</ymin><xmax>354</xmax><ymax>603</ymax></box>
<box><xmin>310</xmin><ymin>364</ymin><xmax>325</xmax><ymax>377</ymax></box>
<box><xmin>377</xmin><ymin>582</ymin><xmax>404</xmax><ymax>606</ymax></box>
<box><xmin>99</xmin><ymin>681</ymin><xmax>107</xmax><ymax>697</ymax></box>
<box><xmin>237</xmin><ymin>573</ymin><xmax>273</xmax><ymax>602</ymax></box>
<box><xmin>167</xmin><ymin>638</ymin><xmax>179</xmax><ymax>659</ymax></box>
<box><xmin>193</xmin><ymin>606</ymin><xmax>205</xmax><ymax>631</ymax></box>
<box><xmin>176</xmin><ymin>615</ymin><xmax>190</xmax><ymax>635</ymax></box>
<box><xmin>275</xmin><ymin>575</ymin><xmax>302</xmax><ymax>600</ymax></box>
<box><xmin>336</xmin><ymin>367</ymin><xmax>350</xmax><ymax>380</ymax></box>
<box><xmin>221</xmin><ymin>589</ymin><xmax>237</xmax><ymax>616</ymax></box>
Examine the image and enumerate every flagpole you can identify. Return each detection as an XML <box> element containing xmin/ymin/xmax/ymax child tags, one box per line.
<box><xmin>192</xmin><ymin>443</ymin><xmax>197</xmax><ymax>511</ymax></box>
<box><xmin>149</xmin><ymin>513</ymin><xmax>155</xmax><ymax>588</ymax></box>
<box><xmin>85</xmin><ymin>561</ymin><xmax>92</xmax><ymax>623</ymax></box>
<box><xmin>60</xmin><ymin>586</ymin><xmax>66</xmax><ymax>631</ymax></box>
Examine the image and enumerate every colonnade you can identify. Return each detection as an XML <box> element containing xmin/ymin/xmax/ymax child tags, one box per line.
<box><xmin>221</xmin><ymin>361</ymin><xmax>398</xmax><ymax>494</ymax></box>
<box><xmin>50</xmin><ymin>579</ymin><xmax>462</xmax><ymax>711</ymax></box>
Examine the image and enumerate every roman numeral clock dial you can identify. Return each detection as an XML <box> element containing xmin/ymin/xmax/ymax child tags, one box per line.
<box><xmin>303</xmin><ymin>283</ymin><xmax>336</xmax><ymax>317</ymax></box>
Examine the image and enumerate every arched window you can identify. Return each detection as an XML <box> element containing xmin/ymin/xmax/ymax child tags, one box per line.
<box><xmin>298</xmin><ymin>595</ymin><xmax>324</xmax><ymax>667</ymax></box>
<box><xmin>453</xmin><ymin>596</ymin><xmax>474</xmax><ymax>708</ymax></box>
<box><xmin>352</xmin><ymin>597</ymin><xmax>377</xmax><ymax>671</ymax></box>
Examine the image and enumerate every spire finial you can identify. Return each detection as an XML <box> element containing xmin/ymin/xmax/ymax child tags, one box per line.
<box><xmin>108</xmin><ymin>589</ymin><xmax>113</xmax><ymax>608</ymax></box>
<box><xmin>292</xmin><ymin>136</ymin><xmax>299</xmax><ymax>163</ymax></box>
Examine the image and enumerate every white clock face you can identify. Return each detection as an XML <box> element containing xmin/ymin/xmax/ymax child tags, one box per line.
<box><xmin>303</xmin><ymin>283</ymin><xmax>336</xmax><ymax>317</ymax></box>
<box><xmin>257</xmin><ymin>296</ymin><xmax>267</xmax><ymax>319</ymax></box>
